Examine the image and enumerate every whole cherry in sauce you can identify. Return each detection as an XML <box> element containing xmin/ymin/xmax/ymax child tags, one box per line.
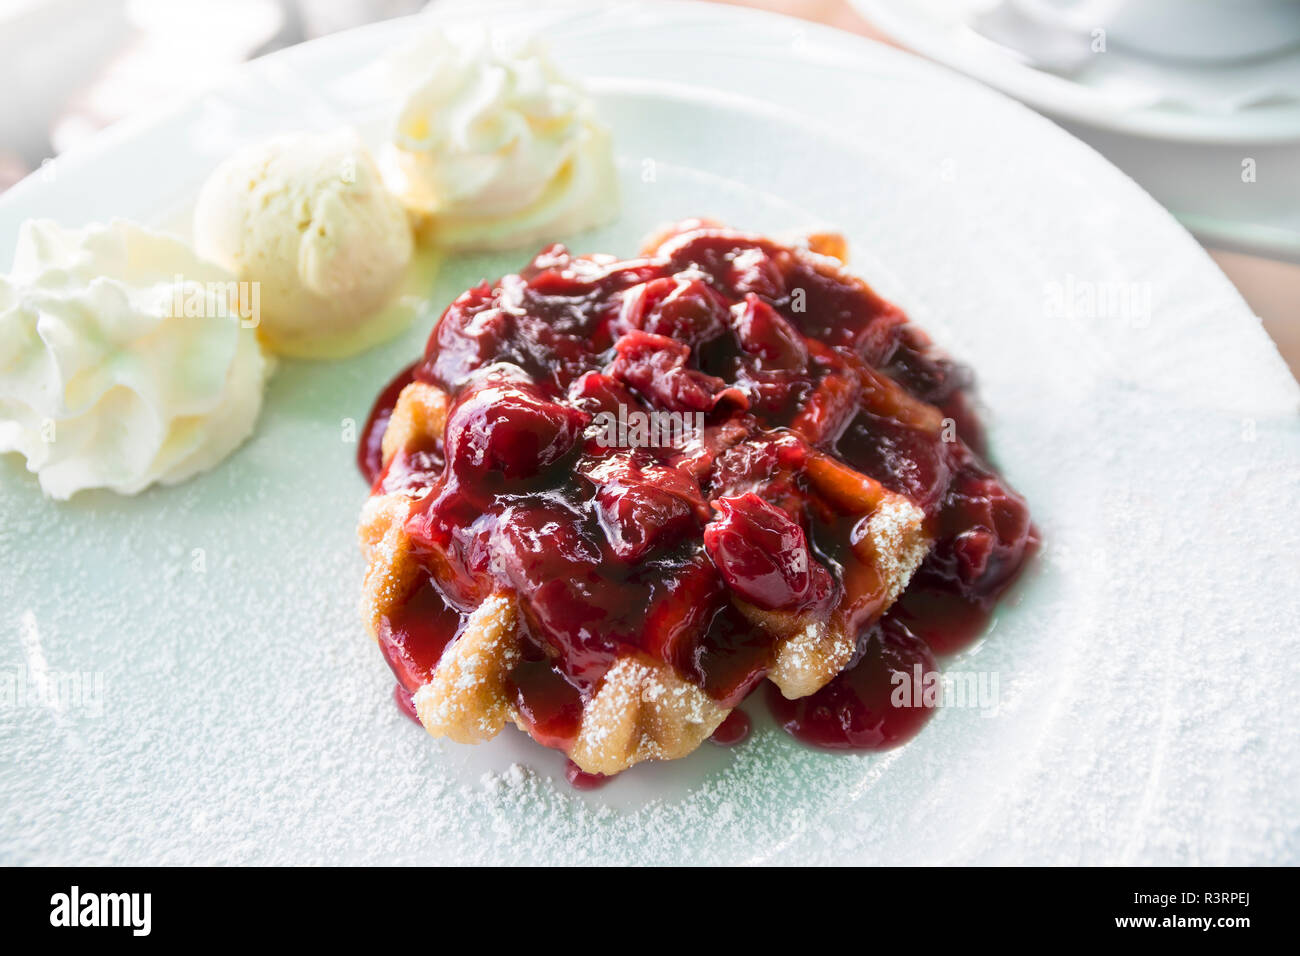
<box><xmin>442</xmin><ymin>370</ymin><xmax>589</xmax><ymax>483</ymax></box>
<box><xmin>704</xmin><ymin>493</ymin><xmax>833</xmax><ymax>612</ymax></box>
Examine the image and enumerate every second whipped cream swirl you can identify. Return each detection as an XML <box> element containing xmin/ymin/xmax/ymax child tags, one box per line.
<box><xmin>385</xmin><ymin>29</ymin><xmax>617</xmax><ymax>251</ymax></box>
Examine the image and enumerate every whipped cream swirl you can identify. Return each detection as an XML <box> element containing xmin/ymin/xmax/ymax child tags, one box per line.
<box><xmin>384</xmin><ymin>29</ymin><xmax>618</xmax><ymax>250</ymax></box>
<box><xmin>0</xmin><ymin>219</ymin><xmax>271</xmax><ymax>499</ymax></box>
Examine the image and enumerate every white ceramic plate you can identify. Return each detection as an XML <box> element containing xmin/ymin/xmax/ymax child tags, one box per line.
<box><xmin>2</xmin><ymin>0</ymin><xmax>1297</xmax><ymax>865</ymax></box>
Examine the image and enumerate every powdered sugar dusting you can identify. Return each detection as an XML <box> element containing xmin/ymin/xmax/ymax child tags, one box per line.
<box><xmin>865</xmin><ymin>497</ymin><xmax>929</xmax><ymax>606</ymax></box>
<box><xmin>570</xmin><ymin>655</ymin><xmax>726</xmax><ymax>773</ymax></box>
<box><xmin>415</xmin><ymin>594</ymin><xmax>518</xmax><ymax>742</ymax></box>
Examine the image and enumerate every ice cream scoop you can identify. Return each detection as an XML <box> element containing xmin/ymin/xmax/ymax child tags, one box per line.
<box><xmin>194</xmin><ymin>129</ymin><xmax>417</xmax><ymax>359</ymax></box>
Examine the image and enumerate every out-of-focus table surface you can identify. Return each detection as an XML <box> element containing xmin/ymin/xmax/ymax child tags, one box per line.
<box><xmin>709</xmin><ymin>0</ymin><xmax>1300</xmax><ymax>383</ymax></box>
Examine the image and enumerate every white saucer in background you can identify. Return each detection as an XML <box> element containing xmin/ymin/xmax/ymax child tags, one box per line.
<box><xmin>854</xmin><ymin>0</ymin><xmax>1300</xmax><ymax>262</ymax></box>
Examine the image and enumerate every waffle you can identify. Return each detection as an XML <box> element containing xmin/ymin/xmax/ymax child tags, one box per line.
<box><xmin>358</xmin><ymin>222</ymin><xmax>944</xmax><ymax>775</ymax></box>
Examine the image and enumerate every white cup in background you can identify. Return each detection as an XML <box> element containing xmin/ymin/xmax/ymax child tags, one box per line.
<box><xmin>1090</xmin><ymin>0</ymin><xmax>1300</xmax><ymax>63</ymax></box>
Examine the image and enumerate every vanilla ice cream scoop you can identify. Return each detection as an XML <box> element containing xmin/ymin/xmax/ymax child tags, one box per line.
<box><xmin>194</xmin><ymin>130</ymin><xmax>416</xmax><ymax>359</ymax></box>
<box><xmin>0</xmin><ymin>219</ymin><xmax>271</xmax><ymax>499</ymax></box>
<box><xmin>383</xmin><ymin>29</ymin><xmax>618</xmax><ymax>251</ymax></box>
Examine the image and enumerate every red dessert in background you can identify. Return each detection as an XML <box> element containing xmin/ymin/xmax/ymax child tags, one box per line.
<box><xmin>359</xmin><ymin>221</ymin><xmax>1036</xmax><ymax>776</ymax></box>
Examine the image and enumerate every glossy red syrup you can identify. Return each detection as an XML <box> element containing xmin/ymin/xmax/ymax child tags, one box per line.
<box><xmin>509</xmin><ymin>657</ymin><xmax>584</xmax><ymax>751</ymax></box>
<box><xmin>359</xmin><ymin>223</ymin><xmax>1037</xmax><ymax>773</ymax></box>
<box><xmin>891</xmin><ymin>585</ymin><xmax>996</xmax><ymax>657</ymax></box>
<box><xmin>564</xmin><ymin>759</ymin><xmax>611</xmax><ymax>790</ymax></box>
<box><xmin>359</xmin><ymin>362</ymin><xmax>416</xmax><ymax>486</ymax></box>
<box><xmin>768</xmin><ymin>615</ymin><xmax>938</xmax><ymax>750</ymax></box>
<box><xmin>393</xmin><ymin>683</ymin><xmax>420</xmax><ymax>725</ymax></box>
<box><xmin>710</xmin><ymin>709</ymin><xmax>752</xmax><ymax>746</ymax></box>
<box><xmin>376</xmin><ymin>575</ymin><xmax>463</xmax><ymax>694</ymax></box>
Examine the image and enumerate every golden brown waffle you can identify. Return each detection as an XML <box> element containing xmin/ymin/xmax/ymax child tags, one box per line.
<box><xmin>358</xmin><ymin>224</ymin><xmax>934</xmax><ymax>775</ymax></box>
